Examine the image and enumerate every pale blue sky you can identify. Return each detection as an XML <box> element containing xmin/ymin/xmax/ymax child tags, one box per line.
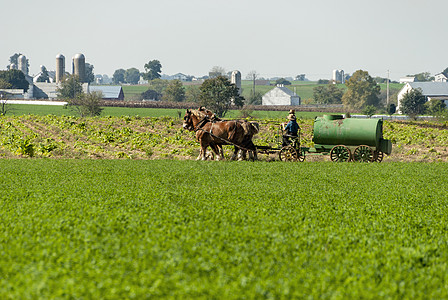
<box><xmin>2</xmin><ymin>0</ymin><xmax>448</xmax><ymax>80</ymax></box>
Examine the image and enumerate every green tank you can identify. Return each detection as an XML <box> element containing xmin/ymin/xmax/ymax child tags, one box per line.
<box><xmin>312</xmin><ymin>115</ymin><xmax>392</xmax><ymax>155</ymax></box>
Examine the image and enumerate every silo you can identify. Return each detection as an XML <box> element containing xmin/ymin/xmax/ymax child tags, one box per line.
<box><xmin>72</xmin><ymin>53</ymin><xmax>86</xmax><ymax>82</ymax></box>
<box><xmin>18</xmin><ymin>55</ymin><xmax>28</xmax><ymax>75</ymax></box>
<box><xmin>55</xmin><ymin>54</ymin><xmax>65</xmax><ymax>83</ymax></box>
<box><xmin>9</xmin><ymin>63</ymin><xmax>17</xmax><ymax>70</ymax></box>
<box><xmin>231</xmin><ymin>70</ymin><xmax>242</xmax><ymax>95</ymax></box>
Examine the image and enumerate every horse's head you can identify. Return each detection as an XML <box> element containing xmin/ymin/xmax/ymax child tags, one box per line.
<box><xmin>182</xmin><ymin>109</ymin><xmax>194</xmax><ymax>130</ymax></box>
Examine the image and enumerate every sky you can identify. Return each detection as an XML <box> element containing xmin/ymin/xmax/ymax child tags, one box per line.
<box><xmin>2</xmin><ymin>0</ymin><xmax>448</xmax><ymax>81</ymax></box>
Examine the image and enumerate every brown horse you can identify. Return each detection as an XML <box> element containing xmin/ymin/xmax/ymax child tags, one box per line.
<box><xmin>182</xmin><ymin>109</ymin><xmax>258</xmax><ymax>160</ymax></box>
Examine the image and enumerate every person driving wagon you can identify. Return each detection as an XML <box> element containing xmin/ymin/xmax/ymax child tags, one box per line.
<box><xmin>282</xmin><ymin>109</ymin><xmax>300</xmax><ymax>147</ymax></box>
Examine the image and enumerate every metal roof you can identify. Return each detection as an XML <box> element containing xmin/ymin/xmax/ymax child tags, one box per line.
<box><xmin>408</xmin><ymin>82</ymin><xmax>448</xmax><ymax>96</ymax></box>
<box><xmin>89</xmin><ymin>85</ymin><xmax>123</xmax><ymax>99</ymax></box>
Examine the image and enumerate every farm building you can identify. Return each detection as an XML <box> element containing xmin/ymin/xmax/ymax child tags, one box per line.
<box><xmin>434</xmin><ymin>73</ymin><xmax>448</xmax><ymax>82</ymax></box>
<box><xmin>397</xmin><ymin>82</ymin><xmax>448</xmax><ymax>113</ymax></box>
<box><xmin>88</xmin><ymin>86</ymin><xmax>124</xmax><ymax>100</ymax></box>
<box><xmin>262</xmin><ymin>85</ymin><xmax>300</xmax><ymax>106</ymax></box>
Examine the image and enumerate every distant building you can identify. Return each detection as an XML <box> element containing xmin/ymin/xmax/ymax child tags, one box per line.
<box><xmin>399</xmin><ymin>76</ymin><xmax>416</xmax><ymax>84</ymax></box>
<box><xmin>434</xmin><ymin>73</ymin><xmax>448</xmax><ymax>82</ymax></box>
<box><xmin>397</xmin><ymin>82</ymin><xmax>448</xmax><ymax>113</ymax></box>
<box><xmin>89</xmin><ymin>86</ymin><xmax>124</xmax><ymax>100</ymax></box>
<box><xmin>262</xmin><ymin>85</ymin><xmax>300</xmax><ymax>106</ymax></box>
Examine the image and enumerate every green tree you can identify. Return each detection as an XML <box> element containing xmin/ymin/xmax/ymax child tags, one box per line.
<box><xmin>67</xmin><ymin>91</ymin><xmax>103</xmax><ymax>117</ymax></box>
<box><xmin>425</xmin><ymin>99</ymin><xmax>447</xmax><ymax>116</ymax></box>
<box><xmin>162</xmin><ymin>80</ymin><xmax>185</xmax><ymax>102</ymax></box>
<box><xmin>141</xmin><ymin>89</ymin><xmax>162</xmax><ymax>101</ymax></box>
<box><xmin>209</xmin><ymin>66</ymin><xmax>226</xmax><ymax>78</ymax></box>
<box><xmin>0</xmin><ymin>69</ymin><xmax>29</xmax><ymax>92</ymax></box>
<box><xmin>408</xmin><ymin>72</ymin><xmax>434</xmax><ymax>82</ymax></box>
<box><xmin>199</xmin><ymin>76</ymin><xmax>244</xmax><ymax>117</ymax></box>
<box><xmin>313</xmin><ymin>84</ymin><xmax>343</xmax><ymax>104</ymax></box>
<box><xmin>342</xmin><ymin>70</ymin><xmax>380</xmax><ymax>109</ymax></box>
<box><xmin>143</xmin><ymin>60</ymin><xmax>162</xmax><ymax>81</ymax></box>
<box><xmin>185</xmin><ymin>85</ymin><xmax>201</xmax><ymax>103</ymax></box>
<box><xmin>400</xmin><ymin>88</ymin><xmax>426</xmax><ymax>119</ymax></box>
<box><xmin>125</xmin><ymin>68</ymin><xmax>141</xmax><ymax>85</ymax></box>
<box><xmin>362</xmin><ymin>105</ymin><xmax>376</xmax><ymax>117</ymax></box>
<box><xmin>275</xmin><ymin>78</ymin><xmax>291</xmax><ymax>85</ymax></box>
<box><xmin>85</xmin><ymin>63</ymin><xmax>95</xmax><ymax>84</ymax></box>
<box><xmin>147</xmin><ymin>79</ymin><xmax>169</xmax><ymax>94</ymax></box>
<box><xmin>56</xmin><ymin>75</ymin><xmax>83</xmax><ymax>99</ymax></box>
<box><xmin>112</xmin><ymin>69</ymin><xmax>125</xmax><ymax>84</ymax></box>
<box><xmin>247</xmin><ymin>91</ymin><xmax>262</xmax><ymax>105</ymax></box>
<box><xmin>388</xmin><ymin>103</ymin><xmax>396</xmax><ymax>115</ymax></box>
<box><xmin>0</xmin><ymin>78</ymin><xmax>12</xmax><ymax>89</ymax></box>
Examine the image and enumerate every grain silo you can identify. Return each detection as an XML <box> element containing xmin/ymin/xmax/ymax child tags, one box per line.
<box><xmin>231</xmin><ymin>70</ymin><xmax>242</xmax><ymax>95</ymax></box>
<box><xmin>72</xmin><ymin>53</ymin><xmax>86</xmax><ymax>82</ymax></box>
<box><xmin>55</xmin><ymin>54</ymin><xmax>65</xmax><ymax>83</ymax></box>
<box><xmin>18</xmin><ymin>55</ymin><xmax>28</xmax><ymax>75</ymax></box>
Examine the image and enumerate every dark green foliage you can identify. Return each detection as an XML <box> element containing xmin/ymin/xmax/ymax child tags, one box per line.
<box><xmin>56</xmin><ymin>75</ymin><xmax>83</xmax><ymax>99</ymax></box>
<box><xmin>162</xmin><ymin>80</ymin><xmax>185</xmax><ymax>102</ymax></box>
<box><xmin>388</xmin><ymin>103</ymin><xmax>396</xmax><ymax>115</ymax></box>
<box><xmin>143</xmin><ymin>59</ymin><xmax>162</xmax><ymax>81</ymax></box>
<box><xmin>275</xmin><ymin>78</ymin><xmax>291</xmax><ymax>85</ymax></box>
<box><xmin>125</xmin><ymin>68</ymin><xmax>141</xmax><ymax>85</ymax></box>
<box><xmin>362</xmin><ymin>105</ymin><xmax>376</xmax><ymax>117</ymax></box>
<box><xmin>400</xmin><ymin>88</ymin><xmax>426</xmax><ymax>119</ymax></box>
<box><xmin>199</xmin><ymin>76</ymin><xmax>244</xmax><ymax>117</ymax></box>
<box><xmin>313</xmin><ymin>84</ymin><xmax>343</xmax><ymax>104</ymax></box>
<box><xmin>85</xmin><ymin>63</ymin><xmax>95</xmax><ymax>84</ymax></box>
<box><xmin>112</xmin><ymin>69</ymin><xmax>125</xmax><ymax>84</ymax></box>
<box><xmin>246</xmin><ymin>91</ymin><xmax>263</xmax><ymax>105</ymax></box>
<box><xmin>0</xmin><ymin>69</ymin><xmax>29</xmax><ymax>92</ymax></box>
<box><xmin>425</xmin><ymin>99</ymin><xmax>447</xmax><ymax>116</ymax></box>
<box><xmin>407</xmin><ymin>72</ymin><xmax>434</xmax><ymax>82</ymax></box>
<box><xmin>141</xmin><ymin>89</ymin><xmax>162</xmax><ymax>101</ymax></box>
<box><xmin>342</xmin><ymin>70</ymin><xmax>380</xmax><ymax>109</ymax></box>
<box><xmin>67</xmin><ymin>91</ymin><xmax>104</xmax><ymax>117</ymax></box>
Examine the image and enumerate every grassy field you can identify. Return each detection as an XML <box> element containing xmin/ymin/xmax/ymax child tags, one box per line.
<box><xmin>1</xmin><ymin>159</ymin><xmax>448</xmax><ymax>299</ymax></box>
<box><xmin>5</xmin><ymin>104</ymin><xmax>331</xmax><ymax>119</ymax></box>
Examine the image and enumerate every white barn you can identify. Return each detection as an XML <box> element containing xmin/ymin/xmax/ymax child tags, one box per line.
<box><xmin>397</xmin><ymin>82</ymin><xmax>448</xmax><ymax>113</ymax></box>
<box><xmin>262</xmin><ymin>85</ymin><xmax>300</xmax><ymax>106</ymax></box>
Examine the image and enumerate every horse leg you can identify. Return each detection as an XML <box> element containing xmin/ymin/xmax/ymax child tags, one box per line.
<box><xmin>231</xmin><ymin>146</ymin><xmax>240</xmax><ymax>160</ymax></box>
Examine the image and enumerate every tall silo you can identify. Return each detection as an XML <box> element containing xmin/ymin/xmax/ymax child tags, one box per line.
<box><xmin>72</xmin><ymin>53</ymin><xmax>86</xmax><ymax>82</ymax></box>
<box><xmin>55</xmin><ymin>54</ymin><xmax>65</xmax><ymax>83</ymax></box>
<box><xmin>231</xmin><ymin>70</ymin><xmax>242</xmax><ymax>95</ymax></box>
<box><xmin>18</xmin><ymin>55</ymin><xmax>28</xmax><ymax>75</ymax></box>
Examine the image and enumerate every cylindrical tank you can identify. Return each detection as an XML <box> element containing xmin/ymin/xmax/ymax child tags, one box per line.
<box><xmin>313</xmin><ymin>115</ymin><xmax>387</xmax><ymax>151</ymax></box>
<box><xmin>18</xmin><ymin>55</ymin><xmax>27</xmax><ymax>75</ymax></box>
<box><xmin>72</xmin><ymin>53</ymin><xmax>86</xmax><ymax>82</ymax></box>
<box><xmin>55</xmin><ymin>54</ymin><xmax>65</xmax><ymax>83</ymax></box>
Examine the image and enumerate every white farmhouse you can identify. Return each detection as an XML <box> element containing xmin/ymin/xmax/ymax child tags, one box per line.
<box><xmin>434</xmin><ymin>73</ymin><xmax>448</xmax><ymax>82</ymax></box>
<box><xmin>262</xmin><ymin>85</ymin><xmax>300</xmax><ymax>106</ymax></box>
<box><xmin>397</xmin><ymin>82</ymin><xmax>448</xmax><ymax>113</ymax></box>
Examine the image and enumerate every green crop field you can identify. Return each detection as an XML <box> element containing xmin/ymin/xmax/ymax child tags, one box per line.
<box><xmin>1</xmin><ymin>159</ymin><xmax>448</xmax><ymax>299</ymax></box>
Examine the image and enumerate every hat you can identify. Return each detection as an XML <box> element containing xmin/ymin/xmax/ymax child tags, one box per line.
<box><xmin>289</xmin><ymin>109</ymin><xmax>295</xmax><ymax>114</ymax></box>
<box><xmin>287</xmin><ymin>114</ymin><xmax>296</xmax><ymax>120</ymax></box>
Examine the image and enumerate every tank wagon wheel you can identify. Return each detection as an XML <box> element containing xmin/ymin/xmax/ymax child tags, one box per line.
<box><xmin>373</xmin><ymin>150</ymin><xmax>384</xmax><ymax>162</ymax></box>
<box><xmin>297</xmin><ymin>150</ymin><xmax>306</xmax><ymax>162</ymax></box>
<box><xmin>353</xmin><ymin>145</ymin><xmax>374</xmax><ymax>162</ymax></box>
<box><xmin>279</xmin><ymin>146</ymin><xmax>298</xmax><ymax>162</ymax></box>
<box><xmin>330</xmin><ymin>145</ymin><xmax>351</xmax><ymax>162</ymax></box>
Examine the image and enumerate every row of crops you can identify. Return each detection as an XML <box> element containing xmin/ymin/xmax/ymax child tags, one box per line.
<box><xmin>1</xmin><ymin>114</ymin><xmax>448</xmax><ymax>161</ymax></box>
<box><xmin>1</xmin><ymin>159</ymin><xmax>448</xmax><ymax>298</ymax></box>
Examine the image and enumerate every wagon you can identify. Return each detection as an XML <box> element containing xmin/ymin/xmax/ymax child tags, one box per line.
<box><xmin>256</xmin><ymin>115</ymin><xmax>392</xmax><ymax>162</ymax></box>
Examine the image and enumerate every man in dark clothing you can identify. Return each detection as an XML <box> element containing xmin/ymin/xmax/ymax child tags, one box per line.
<box><xmin>282</xmin><ymin>110</ymin><xmax>300</xmax><ymax>146</ymax></box>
